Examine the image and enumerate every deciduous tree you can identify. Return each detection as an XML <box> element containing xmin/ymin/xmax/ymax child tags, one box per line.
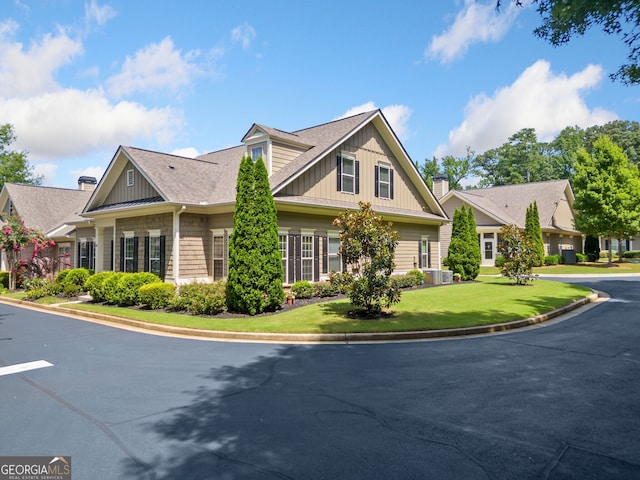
<box><xmin>498</xmin><ymin>224</ymin><xmax>538</xmax><ymax>285</ymax></box>
<box><xmin>0</xmin><ymin>124</ymin><xmax>42</xmax><ymax>190</ymax></box>
<box><xmin>333</xmin><ymin>202</ymin><xmax>400</xmax><ymax>315</ymax></box>
<box><xmin>573</xmin><ymin>136</ymin><xmax>640</xmax><ymax>263</ymax></box>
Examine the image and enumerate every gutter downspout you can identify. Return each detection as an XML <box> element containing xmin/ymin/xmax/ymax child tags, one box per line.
<box><xmin>172</xmin><ymin>205</ymin><xmax>186</xmax><ymax>285</ymax></box>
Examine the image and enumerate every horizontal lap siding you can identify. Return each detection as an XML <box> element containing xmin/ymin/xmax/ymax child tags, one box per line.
<box><xmin>272</xmin><ymin>142</ymin><xmax>308</xmax><ymax>175</ymax></box>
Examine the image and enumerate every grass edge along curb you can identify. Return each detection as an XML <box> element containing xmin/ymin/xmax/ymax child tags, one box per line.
<box><xmin>0</xmin><ymin>291</ymin><xmax>600</xmax><ymax>344</ymax></box>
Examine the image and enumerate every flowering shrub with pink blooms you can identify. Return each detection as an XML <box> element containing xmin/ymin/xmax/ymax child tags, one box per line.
<box><xmin>0</xmin><ymin>215</ymin><xmax>54</xmax><ymax>290</ymax></box>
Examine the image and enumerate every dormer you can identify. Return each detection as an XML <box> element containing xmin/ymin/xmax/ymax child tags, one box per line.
<box><xmin>241</xmin><ymin>123</ymin><xmax>312</xmax><ymax>176</ymax></box>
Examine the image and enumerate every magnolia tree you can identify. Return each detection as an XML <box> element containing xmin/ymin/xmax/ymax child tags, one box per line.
<box><xmin>333</xmin><ymin>202</ymin><xmax>400</xmax><ymax>315</ymax></box>
<box><xmin>0</xmin><ymin>215</ymin><xmax>52</xmax><ymax>290</ymax></box>
<box><xmin>498</xmin><ymin>223</ymin><xmax>538</xmax><ymax>285</ymax></box>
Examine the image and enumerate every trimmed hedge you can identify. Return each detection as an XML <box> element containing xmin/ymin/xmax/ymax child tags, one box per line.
<box><xmin>623</xmin><ymin>250</ymin><xmax>640</xmax><ymax>259</ymax></box>
<box><xmin>85</xmin><ymin>271</ymin><xmax>117</xmax><ymax>303</ymax></box>
<box><xmin>61</xmin><ymin>268</ymin><xmax>91</xmax><ymax>289</ymax></box>
<box><xmin>544</xmin><ymin>254</ymin><xmax>563</xmax><ymax>266</ymax></box>
<box><xmin>172</xmin><ymin>281</ymin><xmax>226</xmax><ymax>315</ymax></box>
<box><xmin>114</xmin><ymin>272</ymin><xmax>161</xmax><ymax>306</ymax></box>
<box><xmin>290</xmin><ymin>281</ymin><xmax>314</xmax><ymax>299</ymax></box>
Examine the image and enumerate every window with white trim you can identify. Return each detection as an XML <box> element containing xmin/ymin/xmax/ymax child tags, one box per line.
<box><xmin>420</xmin><ymin>237</ymin><xmax>431</xmax><ymax>269</ymax></box>
<box><xmin>301</xmin><ymin>234</ymin><xmax>314</xmax><ymax>281</ymax></box>
<box><xmin>212</xmin><ymin>232</ymin><xmax>226</xmax><ymax>280</ymax></box>
<box><xmin>328</xmin><ymin>235</ymin><xmax>342</xmax><ymax>273</ymax></box>
<box><xmin>251</xmin><ymin>146</ymin><xmax>263</xmax><ymax>162</ymax></box>
<box><xmin>338</xmin><ymin>153</ymin><xmax>358</xmax><ymax>194</ymax></box>
<box><xmin>148</xmin><ymin>233</ymin><xmax>161</xmax><ymax>277</ymax></box>
<box><xmin>376</xmin><ymin>163</ymin><xmax>393</xmax><ymax>199</ymax></box>
<box><xmin>124</xmin><ymin>233</ymin><xmax>135</xmax><ymax>273</ymax></box>
<box><xmin>126</xmin><ymin>169</ymin><xmax>134</xmax><ymax>187</ymax></box>
<box><xmin>279</xmin><ymin>233</ymin><xmax>288</xmax><ymax>283</ymax></box>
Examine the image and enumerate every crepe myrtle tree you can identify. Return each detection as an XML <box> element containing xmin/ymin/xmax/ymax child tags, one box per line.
<box><xmin>333</xmin><ymin>202</ymin><xmax>400</xmax><ymax>316</ymax></box>
<box><xmin>0</xmin><ymin>215</ymin><xmax>53</xmax><ymax>290</ymax></box>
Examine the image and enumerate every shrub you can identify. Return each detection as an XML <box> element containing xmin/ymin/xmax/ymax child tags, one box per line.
<box><xmin>63</xmin><ymin>284</ymin><xmax>82</xmax><ymax>298</ymax></box>
<box><xmin>328</xmin><ymin>271</ymin><xmax>353</xmax><ymax>294</ymax></box>
<box><xmin>623</xmin><ymin>250</ymin><xmax>640</xmax><ymax>259</ymax></box>
<box><xmin>62</xmin><ymin>268</ymin><xmax>91</xmax><ymax>289</ymax></box>
<box><xmin>115</xmin><ymin>272</ymin><xmax>161</xmax><ymax>306</ymax></box>
<box><xmin>391</xmin><ymin>275</ymin><xmax>416</xmax><ymax>289</ymax></box>
<box><xmin>313</xmin><ymin>282</ymin><xmax>340</xmax><ymax>298</ymax></box>
<box><xmin>84</xmin><ymin>271</ymin><xmax>117</xmax><ymax>303</ymax></box>
<box><xmin>290</xmin><ymin>280</ymin><xmax>314</xmax><ymax>299</ymax></box>
<box><xmin>103</xmin><ymin>272</ymin><xmax>126</xmax><ymax>304</ymax></box>
<box><xmin>25</xmin><ymin>286</ymin><xmax>48</xmax><ymax>300</ymax></box>
<box><xmin>576</xmin><ymin>253</ymin><xmax>587</xmax><ymax>262</ymax></box>
<box><xmin>56</xmin><ymin>269</ymin><xmax>70</xmax><ymax>284</ymax></box>
<box><xmin>584</xmin><ymin>235</ymin><xmax>600</xmax><ymax>262</ymax></box>
<box><xmin>600</xmin><ymin>250</ymin><xmax>610</xmax><ymax>259</ymax></box>
<box><xmin>0</xmin><ymin>271</ymin><xmax>8</xmax><ymax>289</ymax></box>
<box><xmin>406</xmin><ymin>269</ymin><xmax>425</xmax><ymax>286</ymax></box>
<box><xmin>172</xmin><ymin>281</ymin><xmax>226</xmax><ymax>315</ymax></box>
<box><xmin>544</xmin><ymin>255</ymin><xmax>560</xmax><ymax>266</ymax></box>
<box><xmin>139</xmin><ymin>282</ymin><xmax>176</xmax><ymax>310</ymax></box>
<box><xmin>494</xmin><ymin>255</ymin><xmax>506</xmax><ymax>268</ymax></box>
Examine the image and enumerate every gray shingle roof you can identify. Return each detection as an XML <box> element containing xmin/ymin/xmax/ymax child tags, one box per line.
<box><xmin>2</xmin><ymin>183</ymin><xmax>92</xmax><ymax>235</ymax></box>
<box><xmin>451</xmin><ymin>180</ymin><xmax>574</xmax><ymax>229</ymax></box>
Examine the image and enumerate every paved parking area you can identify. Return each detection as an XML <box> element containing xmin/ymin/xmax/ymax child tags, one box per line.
<box><xmin>1</xmin><ymin>277</ymin><xmax>639</xmax><ymax>479</ymax></box>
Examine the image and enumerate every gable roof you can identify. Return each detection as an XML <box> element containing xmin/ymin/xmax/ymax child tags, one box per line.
<box><xmin>0</xmin><ymin>183</ymin><xmax>92</xmax><ymax>236</ymax></box>
<box><xmin>84</xmin><ymin>110</ymin><xmax>446</xmax><ymax>219</ymax></box>
<box><xmin>441</xmin><ymin>180</ymin><xmax>575</xmax><ymax>229</ymax></box>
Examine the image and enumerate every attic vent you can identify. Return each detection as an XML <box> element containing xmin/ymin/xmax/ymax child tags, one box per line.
<box><xmin>126</xmin><ymin>169</ymin><xmax>134</xmax><ymax>187</ymax></box>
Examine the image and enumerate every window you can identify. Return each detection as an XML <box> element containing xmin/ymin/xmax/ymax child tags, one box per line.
<box><xmin>279</xmin><ymin>233</ymin><xmax>288</xmax><ymax>283</ymax></box>
<box><xmin>419</xmin><ymin>238</ymin><xmax>431</xmax><ymax>269</ymax></box>
<box><xmin>327</xmin><ymin>236</ymin><xmax>342</xmax><ymax>273</ymax></box>
<box><xmin>251</xmin><ymin>146</ymin><xmax>263</xmax><ymax>162</ymax></box>
<box><xmin>302</xmin><ymin>234</ymin><xmax>314</xmax><ymax>281</ymax></box>
<box><xmin>213</xmin><ymin>234</ymin><xmax>225</xmax><ymax>280</ymax></box>
<box><xmin>58</xmin><ymin>243</ymin><xmax>72</xmax><ymax>270</ymax></box>
<box><xmin>337</xmin><ymin>153</ymin><xmax>359</xmax><ymax>194</ymax></box>
<box><xmin>77</xmin><ymin>239</ymin><xmax>95</xmax><ymax>270</ymax></box>
<box><xmin>149</xmin><ymin>236</ymin><xmax>161</xmax><ymax>276</ymax></box>
<box><xmin>121</xmin><ymin>232</ymin><xmax>138</xmax><ymax>273</ymax></box>
<box><xmin>375</xmin><ymin>164</ymin><xmax>394</xmax><ymax>199</ymax></box>
<box><xmin>126</xmin><ymin>169</ymin><xmax>134</xmax><ymax>187</ymax></box>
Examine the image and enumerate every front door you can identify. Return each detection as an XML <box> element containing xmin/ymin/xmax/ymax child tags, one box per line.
<box><xmin>483</xmin><ymin>233</ymin><xmax>495</xmax><ymax>266</ymax></box>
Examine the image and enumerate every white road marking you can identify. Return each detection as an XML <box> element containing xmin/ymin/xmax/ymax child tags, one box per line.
<box><xmin>0</xmin><ymin>360</ymin><xmax>54</xmax><ymax>377</ymax></box>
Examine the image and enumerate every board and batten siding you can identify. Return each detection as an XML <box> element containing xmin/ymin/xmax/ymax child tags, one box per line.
<box><xmin>103</xmin><ymin>160</ymin><xmax>161</xmax><ymax>206</ymax></box>
<box><xmin>279</xmin><ymin>123</ymin><xmax>432</xmax><ymax>214</ymax></box>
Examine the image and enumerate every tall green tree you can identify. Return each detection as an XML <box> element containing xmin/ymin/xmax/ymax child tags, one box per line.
<box><xmin>498</xmin><ymin>224</ymin><xmax>538</xmax><ymax>285</ymax></box>
<box><xmin>420</xmin><ymin>157</ymin><xmax>439</xmax><ymax>190</ymax></box>
<box><xmin>226</xmin><ymin>156</ymin><xmax>284</xmax><ymax>314</ymax></box>
<box><xmin>0</xmin><ymin>124</ymin><xmax>42</xmax><ymax>190</ymax></box>
<box><xmin>525</xmin><ymin>202</ymin><xmax>545</xmax><ymax>266</ymax></box>
<box><xmin>333</xmin><ymin>202</ymin><xmax>400</xmax><ymax>315</ymax></box>
<box><xmin>474</xmin><ymin>128</ymin><xmax>552</xmax><ymax>187</ymax></box>
<box><xmin>584</xmin><ymin>120</ymin><xmax>640</xmax><ymax>166</ymax></box>
<box><xmin>499</xmin><ymin>1</ymin><xmax>640</xmax><ymax>85</ymax></box>
<box><xmin>466</xmin><ymin>206</ymin><xmax>481</xmax><ymax>280</ymax></box>
<box><xmin>573</xmin><ymin>136</ymin><xmax>640</xmax><ymax>263</ymax></box>
<box><xmin>447</xmin><ymin>206</ymin><xmax>474</xmax><ymax>280</ymax></box>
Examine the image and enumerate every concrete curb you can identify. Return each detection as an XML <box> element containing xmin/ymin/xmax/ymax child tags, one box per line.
<box><xmin>0</xmin><ymin>291</ymin><xmax>602</xmax><ymax>344</ymax></box>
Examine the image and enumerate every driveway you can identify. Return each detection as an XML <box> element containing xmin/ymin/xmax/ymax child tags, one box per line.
<box><xmin>1</xmin><ymin>277</ymin><xmax>639</xmax><ymax>479</ymax></box>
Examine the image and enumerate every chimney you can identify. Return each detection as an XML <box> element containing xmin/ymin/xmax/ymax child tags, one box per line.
<box><xmin>78</xmin><ymin>176</ymin><xmax>97</xmax><ymax>191</ymax></box>
<box><xmin>432</xmin><ymin>174</ymin><xmax>449</xmax><ymax>199</ymax></box>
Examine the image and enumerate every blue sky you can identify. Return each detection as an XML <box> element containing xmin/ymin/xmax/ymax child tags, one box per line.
<box><xmin>2</xmin><ymin>0</ymin><xmax>638</xmax><ymax>189</ymax></box>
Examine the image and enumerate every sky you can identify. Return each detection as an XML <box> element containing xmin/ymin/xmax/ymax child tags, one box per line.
<box><xmin>1</xmin><ymin>0</ymin><xmax>638</xmax><ymax>190</ymax></box>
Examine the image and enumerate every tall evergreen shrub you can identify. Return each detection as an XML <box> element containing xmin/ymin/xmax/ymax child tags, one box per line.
<box><xmin>447</xmin><ymin>206</ymin><xmax>473</xmax><ymax>280</ymax></box>
<box><xmin>466</xmin><ymin>206</ymin><xmax>481</xmax><ymax>280</ymax></box>
<box><xmin>525</xmin><ymin>201</ymin><xmax>545</xmax><ymax>266</ymax></box>
<box><xmin>226</xmin><ymin>156</ymin><xmax>284</xmax><ymax>315</ymax></box>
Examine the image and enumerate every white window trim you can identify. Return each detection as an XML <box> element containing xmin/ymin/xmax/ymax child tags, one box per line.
<box><xmin>126</xmin><ymin>169</ymin><xmax>134</xmax><ymax>187</ymax></box>
<box><xmin>340</xmin><ymin>151</ymin><xmax>356</xmax><ymax>194</ymax></box>
<box><xmin>300</xmin><ymin>229</ymin><xmax>315</xmax><ymax>282</ymax></box>
<box><xmin>377</xmin><ymin>162</ymin><xmax>392</xmax><ymax>200</ymax></box>
<box><xmin>327</xmin><ymin>231</ymin><xmax>342</xmax><ymax>274</ymax></box>
<box><xmin>148</xmin><ymin>229</ymin><xmax>161</xmax><ymax>237</ymax></box>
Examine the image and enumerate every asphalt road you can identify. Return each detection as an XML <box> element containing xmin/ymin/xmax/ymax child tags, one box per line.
<box><xmin>1</xmin><ymin>277</ymin><xmax>639</xmax><ymax>480</ymax></box>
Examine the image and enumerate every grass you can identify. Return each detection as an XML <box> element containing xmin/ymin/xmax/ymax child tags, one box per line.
<box><xmin>479</xmin><ymin>261</ymin><xmax>640</xmax><ymax>276</ymax></box>
<box><xmin>59</xmin><ymin>277</ymin><xmax>592</xmax><ymax>334</ymax></box>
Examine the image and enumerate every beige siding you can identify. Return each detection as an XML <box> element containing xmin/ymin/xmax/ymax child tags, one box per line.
<box><xmin>280</xmin><ymin>123</ymin><xmax>431</xmax><ymax>214</ymax></box>
<box><xmin>104</xmin><ymin>161</ymin><xmax>160</xmax><ymax>206</ymax></box>
<box><xmin>115</xmin><ymin>214</ymin><xmax>173</xmax><ymax>275</ymax></box>
<box><xmin>271</xmin><ymin>142</ymin><xmax>307</xmax><ymax>175</ymax></box>
<box><xmin>553</xmin><ymin>195</ymin><xmax>575</xmax><ymax>231</ymax></box>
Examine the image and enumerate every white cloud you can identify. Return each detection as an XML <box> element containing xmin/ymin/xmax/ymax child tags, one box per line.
<box><xmin>70</xmin><ymin>165</ymin><xmax>105</xmax><ymax>183</ymax></box>
<box><xmin>434</xmin><ymin>60</ymin><xmax>619</xmax><ymax>158</ymax></box>
<box><xmin>170</xmin><ymin>147</ymin><xmax>199</xmax><ymax>158</ymax></box>
<box><xmin>106</xmin><ymin>37</ymin><xmax>200</xmax><ymax>97</ymax></box>
<box><xmin>336</xmin><ymin>102</ymin><xmax>413</xmax><ymax>141</ymax></box>
<box><xmin>231</xmin><ymin>22</ymin><xmax>256</xmax><ymax>50</ymax></box>
<box><xmin>85</xmin><ymin>0</ymin><xmax>117</xmax><ymax>27</ymax></box>
<box><xmin>0</xmin><ymin>20</ymin><xmax>83</xmax><ymax>97</ymax></box>
<box><xmin>426</xmin><ymin>0</ymin><xmax>520</xmax><ymax>63</ymax></box>
<box><xmin>33</xmin><ymin>163</ymin><xmax>58</xmax><ymax>186</ymax></box>
<box><xmin>2</xmin><ymin>89</ymin><xmax>182</xmax><ymax>160</ymax></box>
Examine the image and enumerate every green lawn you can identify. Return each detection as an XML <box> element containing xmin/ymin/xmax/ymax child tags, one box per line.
<box><xmin>61</xmin><ymin>277</ymin><xmax>592</xmax><ymax>334</ymax></box>
<box><xmin>479</xmin><ymin>261</ymin><xmax>640</xmax><ymax>276</ymax></box>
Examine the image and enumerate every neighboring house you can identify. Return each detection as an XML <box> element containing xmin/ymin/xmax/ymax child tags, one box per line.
<box><xmin>0</xmin><ymin>177</ymin><xmax>96</xmax><ymax>271</ymax></box>
<box><xmin>435</xmin><ymin>177</ymin><xmax>583</xmax><ymax>266</ymax></box>
<box><xmin>80</xmin><ymin>109</ymin><xmax>449</xmax><ymax>285</ymax></box>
